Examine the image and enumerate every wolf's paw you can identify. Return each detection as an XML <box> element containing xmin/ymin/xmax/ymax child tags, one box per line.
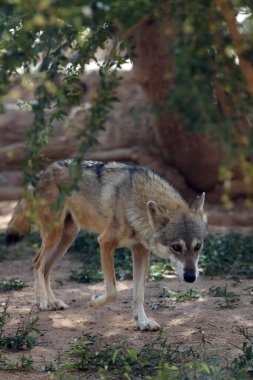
<box><xmin>137</xmin><ymin>318</ymin><xmax>161</xmax><ymax>331</ymax></box>
<box><xmin>48</xmin><ymin>299</ymin><xmax>68</xmax><ymax>310</ymax></box>
<box><xmin>89</xmin><ymin>293</ymin><xmax>117</xmax><ymax>308</ymax></box>
<box><xmin>37</xmin><ymin>301</ymin><xmax>49</xmax><ymax>311</ymax></box>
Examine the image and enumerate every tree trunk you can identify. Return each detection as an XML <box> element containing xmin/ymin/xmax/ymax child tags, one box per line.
<box><xmin>215</xmin><ymin>0</ymin><xmax>253</xmax><ymax>99</ymax></box>
<box><xmin>133</xmin><ymin>18</ymin><xmax>222</xmax><ymax>191</ymax></box>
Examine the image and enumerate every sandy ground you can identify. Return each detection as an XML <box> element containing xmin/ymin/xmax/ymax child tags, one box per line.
<box><xmin>0</xmin><ymin>201</ymin><xmax>252</xmax><ymax>379</ymax></box>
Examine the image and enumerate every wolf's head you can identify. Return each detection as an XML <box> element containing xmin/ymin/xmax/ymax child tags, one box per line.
<box><xmin>147</xmin><ymin>193</ymin><xmax>207</xmax><ymax>283</ymax></box>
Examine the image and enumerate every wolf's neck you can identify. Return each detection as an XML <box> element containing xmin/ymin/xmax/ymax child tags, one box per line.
<box><xmin>125</xmin><ymin>207</ymin><xmax>154</xmax><ymax>247</ymax></box>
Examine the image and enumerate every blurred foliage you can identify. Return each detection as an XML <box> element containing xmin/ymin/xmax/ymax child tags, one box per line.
<box><xmin>0</xmin><ymin>302</ymin><xmax>40</xmax><ymax>351</ymax></box>
<box><xmin>160</xmin><ymin>287</ymin><xmax>201</xmax><ymax>302</ymax></box>
<box><xmin>0</xmin><ymin>278</ymin><xmax>28</xmax><ymax>292</ymax></box>
<box><xmin>208</xmin><ymin>284</ymin><xmax>240</xmax><ymax>308</ymax></box>
<box><xmin>70</xmin><ymin>231</ymin><xmax>253</xmax><ymax>281</ymax></box>
<box><xmin>199</xmin><ymin>233</ymin><xmax>253</xmax><ymax>278</ymax></box>
<box><xmin>42</xmin><ymin>329</ymin><xmax>253</xmax><ymax>379</ymax></box>
<box><xmin>64</xmin><ymin>230</ymin><xmax>253</xmax><ymax>281</ymax></box>
<box><xmin>168</xmin><ymin>1</ymin><xmax>253</xmax><ymax>139</ymax></box>
<box><xmin>0</xmin><ymin>1</ymin><xmax>252</xmax><ymax>197</ymax></box>
<box><xmin>0</xmin><ymin>233</ymin><xmax>19</xmax><ymax>261</ymax></box>
<box><xmin>0</xmin><ymin>0</ymin><xmax>136</xmax><ymax>184</ymax></box>
<box><xmin>1</xmin><ymin>230</ymin><xmax>253</xmax><ymax>280</ymax></box>
<box><xmin>69</xmin><ymin>231</ymin><xmax>133</xmax><ymax>282</ymax></box>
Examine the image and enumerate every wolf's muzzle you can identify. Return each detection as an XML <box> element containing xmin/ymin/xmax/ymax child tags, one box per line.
<box><xmin>183</xmin><ymin>271</ymin><xmax>196</xmax><ymax>283</ymax></box>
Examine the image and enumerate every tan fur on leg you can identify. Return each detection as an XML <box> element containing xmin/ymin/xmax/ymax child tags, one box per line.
<box><xmin>34</xmin><ymin>225</ymin><xmax>63</xmax><ymax>310</ymax></box>
<box><xmin>90</xmin><ymin>230</ymin><xmax>118</xmax><ymax>308</ymax></box>
<box><xmin>44</xmin><ymin>214</ymin><xmax>79</xmax><ymax>310</ymax></box>
<box><xmin>132</xmin><ymin>243</ymin><xmax>160</xmax><ymax>331</ymax></box>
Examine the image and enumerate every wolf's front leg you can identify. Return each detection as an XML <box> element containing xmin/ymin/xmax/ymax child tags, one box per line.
<box><xmin>132</xmin><ymin>244</ymin><xmax>160</xmax><ymax>331</ymax></box>
<box><xmin>90</xmin><ymin>231</ymin><xmax>118</xmax><ymax>308</ymax></box>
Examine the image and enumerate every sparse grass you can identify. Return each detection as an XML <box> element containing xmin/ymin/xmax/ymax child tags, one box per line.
<box><xmin>0</xmin><ymin>301</ymin><xmax>41</xmax><ymax>351</ymax></box>
<box><xmin>149</xmin><ymin>262</ymin><xmax>174</xmax><ymax>280</ymax></box>
<box><xmin>151</xmin><ymin>288</ymin><xmax>201</xmax><ymax>310</ymax></box>
<box><xmin>0</xmin><ymin>352</ymin><xmax>34</xmax><ymax>371</ymax></box>
<box><xmin>70</xmin><ymin>268</ymin><xmax>103</xmax><ymax>283</ymax></box>
<box><xmin>48</xmin><ymin>327</ymin><xmax>253</xmax><ymax>380</ymax></box>
<box><xmin>208</xmin><ymin>285</ymin><xmax>240</xmax><ymax>308</ymax></box>
<box><xmin>0</xmin><ymin>302</ymin><xmax>39</xmax><ymax>372</ymax></box>
<box><xmin>55</xmin><ymin>277</ymin><xmax>65</xmax><ymax>286</ymax></box>
<box><xmin>0</xmin><ymin>278</ymin><xmax>28</xmax><ymax>292</ymax></box>
<box><xmin>244</xmin><ymin>285</ymin><xmax>253</xmax><ymax>294</ymax></box>
<box><xmin>231</xmin><ymin>326</ymin><xmax>253</xmax><ymax>378</ymax></box>
<box><xmin>161</xmin><ymin>288</ymin><xmax>201</xmax><ymax>302</ymax></box>
<box><xmin>43</xmin><ymin>361</ymin><xmax>57</xmax><ymax>372</ymax></box>
<box><xmin>52</xmin><ymin>333</ymin><xmax>182</xmax><ymax>379</ymax></box>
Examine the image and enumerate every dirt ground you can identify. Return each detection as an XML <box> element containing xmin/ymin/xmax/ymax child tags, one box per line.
<box><xmin>0</xmin><ymin>201</ymin><xmax>252</xmax><ymax>379</ymax></box>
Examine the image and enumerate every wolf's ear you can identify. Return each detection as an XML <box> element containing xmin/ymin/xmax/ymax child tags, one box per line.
<box><xmin>147</xmin><ymin>200</ymin><xmax>169</xmax><ymax>229</ymax></box>
<box><xmin>190</xmin><ymin>192</ymin><xmax>205</xmax><ymax>214</ymax></box>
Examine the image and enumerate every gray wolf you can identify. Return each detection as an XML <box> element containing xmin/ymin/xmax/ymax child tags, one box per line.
<box><xmin>6</xmin><ymin>160</ymin><xmax>207</xmax><ymax>331</ymax></box>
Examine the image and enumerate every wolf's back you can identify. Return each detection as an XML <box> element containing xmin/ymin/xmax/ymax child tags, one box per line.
<box><xmin>6</xmin><ymin>197</ymin><xmax>32</xmax><ymax>245</ymax></box>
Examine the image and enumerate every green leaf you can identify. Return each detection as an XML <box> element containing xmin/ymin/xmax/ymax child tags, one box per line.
<box><xmin>112</xmin><ymin>348</ymin><xmax>122</xmax><ymax>364</ymax></box>
<box><xmin>127</xmin><ymin>348</ymin><xmax>138</xmax><ymax>361</ymax></box>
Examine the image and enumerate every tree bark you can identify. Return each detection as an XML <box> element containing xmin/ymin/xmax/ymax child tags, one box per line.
<box><xmin>215</xmin><ymin>0</ymin><xmax>253</xmax><ymax>99</ymax></box>
<box><xmin>133</xmin><ymin>17</ymin><xmax>222</xmax><ymax>191</ymax></box>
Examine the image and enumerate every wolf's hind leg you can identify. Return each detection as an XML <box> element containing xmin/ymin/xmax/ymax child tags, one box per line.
<box><xmin>90</xmin><ymin>230</ymin><xmax>118</xmax><ymax>308</ymax></box>
<box><xmin>44</xmin><ymin>213</ymin><xmax>79</xmax><ymax>310</ymax></box>
<box><xmin>132</xmin><ymin>243</ymin><xmax>160</xmax><ymax>331</ymax></box>
<box><xmin>34</xmin><ymin>226</ymin><xmax>62</xmax><ymax>311</ymax></box>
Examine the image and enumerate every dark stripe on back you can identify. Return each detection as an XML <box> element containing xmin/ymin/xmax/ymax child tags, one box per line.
<box><xmin>81</xmin><ymin>161</ymin><xmax>107</xmax><ymax>182</ymax></box>
<box><xmin>125</xmin><ymin>165</ymin><xmax>149</xmax><ymax>186</ymax></box>
<box><xmin>93</xmin><ymin>162</ymin><xmax>106</xmax><ymax>182</ymax></box>
<box><xmin>112</xmin><ymin>185</ymin><xmax>121</xmax><ymax>224</ymax></box>
<box><xmin>127</xmin><ymin>165</ymin><xmax>148</xmax><ymax>174</ymax></box>
<box><xmin>58</xmin><ymin>159</ymin><xmax>73</xmax><ymax>167</ymax></box>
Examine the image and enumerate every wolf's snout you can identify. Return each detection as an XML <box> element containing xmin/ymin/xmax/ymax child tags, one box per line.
<box><xmin>183</xmin><ymin>271</ymin><xmax>196</xmax><ymax>283</ymax></box>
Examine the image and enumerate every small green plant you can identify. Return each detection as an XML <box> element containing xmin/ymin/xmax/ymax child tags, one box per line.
<box><xmin>151</xmin><ymin>299</ymin><xmax>168</xmax><ymax>310</ymax></box>
<box><xmin>55</xmin><ymin>278</ymin><xmax>65</xmax><ymax>286</ymax></box>
<box><xmin>0</xmin><ymin>352</ymin><xmax>34</xmax><ymax>371</ymax></box>
<box><xmin>151</xmin><ymin>359</ymin><xmax>216</xmax><ymax>380</ymax></box>
<box><xmin>231</xmin><ymin>326</ymin><xmax>253</xmax><ymax>378</ymax></box>
<box><xmin>244</xmin><ymin>286</ymin><xmax>253</xmax><ymax>294</ymax></box>
<box><xmin>149</xmin><ymin>263</ymin><xmax>174</xmax><ymax>281</ymax></box>
<box><xmin>0</xmin><ymin>278</ymin><xmax>28</xmax><ymax>292</ymax></box>
<box><xmin>70</xmin><ymin>268</ymin><xmax>103</xmax><ymax>284</ymax></box>
<box><xmin>43</xmin><ymin>361</ymin><xmax>57</xmax><ymax>372</ymax></box>
<box><xmin>15</xmin><ymin>354</ymin><xmax>34</xmax><ymax>371</ymax></box>
<box><xmin>45</xmin><ymin>328</ymin><xmax>253</xmax><ymax>379</ymax></box>
<box><xmin>0</xmin><ymin>303</ymin><xmax>41</xmax><ymax>351</ymax></box>
<box><xmin>54</xmin><ymin>333</ymin><xmax>180</xmax><ymax>379</ymax></box>
<box><xmin>52</xmin><ymin>331</ymin><xmax>240</xmax><ymax>380</ymax></box>
<box><xmin>0</xmin><ymin>301</ymin><xmax>10</xmax><ymax>340</ymax></box>
<box><xmin>160</xmin><ymin>288</ymin><xmax>201</xmax><ymax>302</ymax></box>
<box><xmin>208</xmin><ymin>285</ymin><xmax>240</xmax><ymax>309</ymax></box>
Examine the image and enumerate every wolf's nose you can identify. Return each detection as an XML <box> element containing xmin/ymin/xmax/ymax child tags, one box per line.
<box><xmin>183</xmin><ymin>271</ymin><xmax>196</xmax><ymax>283</ymax></box>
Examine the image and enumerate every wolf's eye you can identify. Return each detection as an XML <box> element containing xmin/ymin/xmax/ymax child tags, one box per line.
<box><xmin>172</xmin><ymin>244</ymin><xmax>182</xmax><ymax>252</ymax></box>
<box><xmin>194</xmin><ymin>243</ymin><xmax>202</xmax><ymax>252</ymax></box>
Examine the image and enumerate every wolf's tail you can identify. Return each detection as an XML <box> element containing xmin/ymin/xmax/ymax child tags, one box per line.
<box><xmin>6</xmin><ymin>190</ymin><xmax>34</xmax><ymax>245</ymax></box>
